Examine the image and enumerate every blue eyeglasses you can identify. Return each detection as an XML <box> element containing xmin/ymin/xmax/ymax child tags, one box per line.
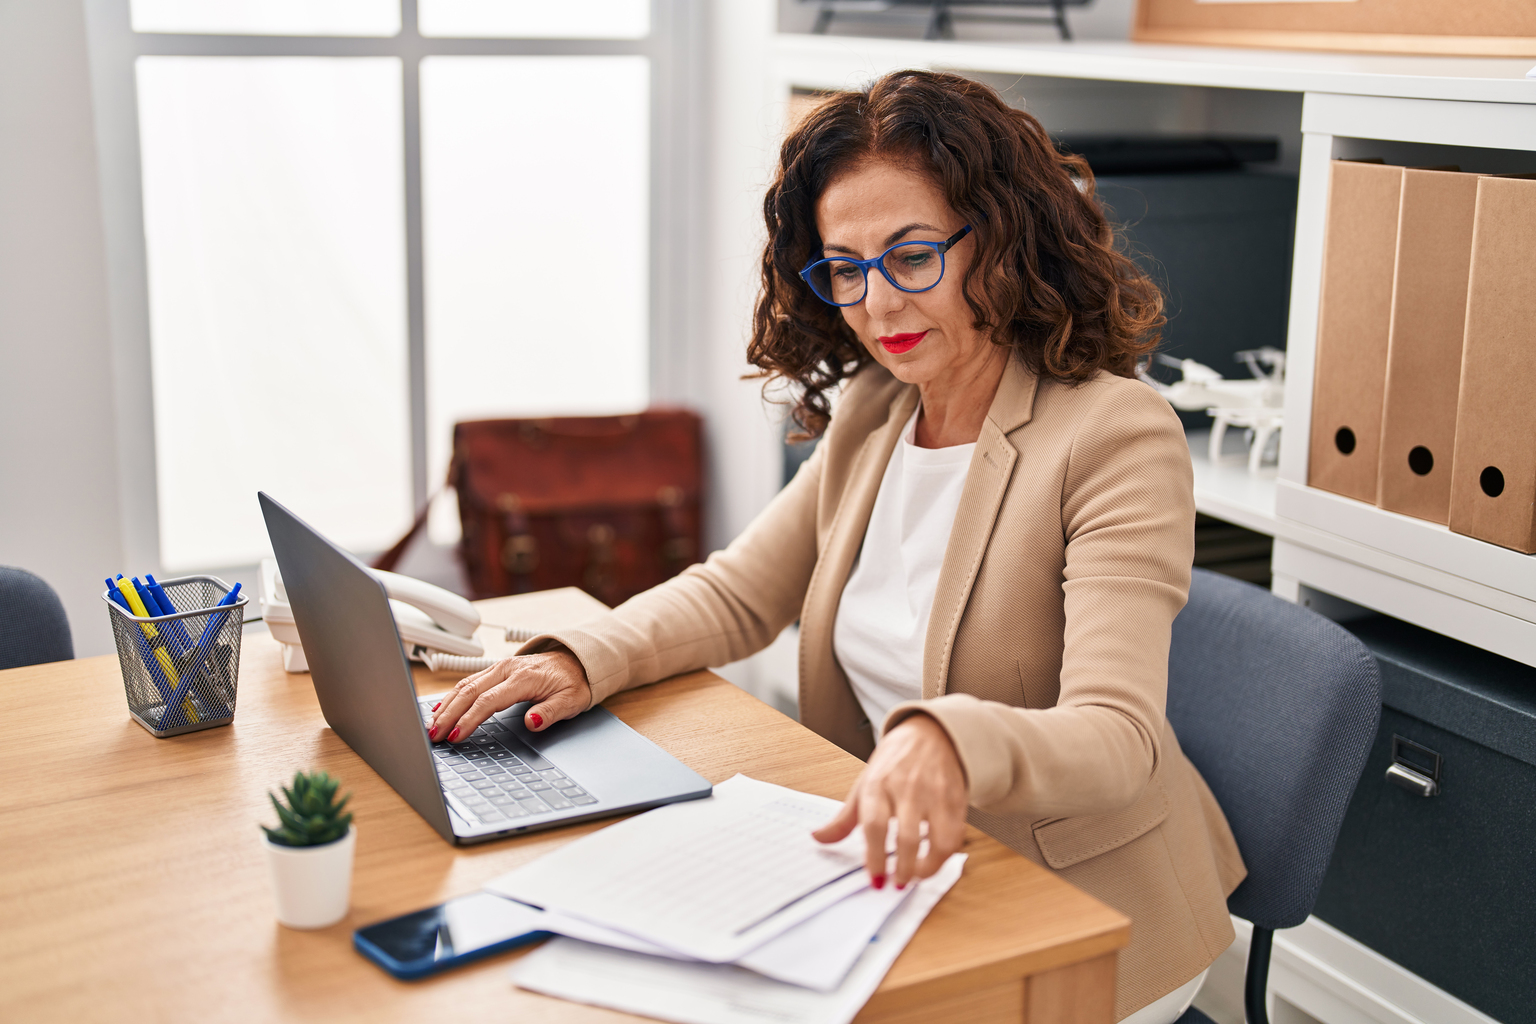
<box><xmin>799</xmin><ymin>225</ymin><xmax>972</xmax><ymax>307</ymax></box>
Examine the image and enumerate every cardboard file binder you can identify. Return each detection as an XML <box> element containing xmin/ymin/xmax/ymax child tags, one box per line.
<box><xmin>1308</xmin><ymin>160</ymin><xmax>1403</xmax><ymax>503</ymax></box>
<box><xmin>1376</xmin><ymin>169</ymin><xmax>1480</xmax><ymax>524</ymax></box>
<box><xmin>1449</xmin><ymin>176</ymin><xmax>1536</xmax><ymax>553</ymax></box>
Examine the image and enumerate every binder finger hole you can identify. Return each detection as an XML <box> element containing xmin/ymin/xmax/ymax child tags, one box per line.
<box><xmin>1334</xmin><ymin>427</ymin><xmax>1357</xmax><ymax>456</ymax></box>
<box><xmin>1408</xmin><ymin>446</ymin><xmax>1434</xmax><ymax>476</ymax></box>
<box><xmin>1480</xmin><ymin>466</ymin><xmax>1505</xmax><ymax>498</ymax></box>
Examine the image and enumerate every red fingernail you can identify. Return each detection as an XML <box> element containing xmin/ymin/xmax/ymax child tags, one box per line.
<box><xmin>529</xmin><ymin>712</ymin><xmax>543</xmax><ymax>728</ymax></box>
<box><xmin>872</xmin><ymin>875</ymin><xmax>886</xmax><ymax>890</ymax></box>
<box><xmin>428</xmin><ymin>726</ymin><xmax>438</xmax><ymax>741</ymax></box>
<box><xmin>896</xmin><ymin>882</ymin><xmax>907</xmax><ymax>891</ymax></box>
<box><xmin>448</xmin><ymin>727</ymin><xmax>460</xmax><ymax>742</ymax></box>
<box><xmin>432</xmin><ymin>701</ymin><xmax>441</xmax><ymax>712</ymax></box>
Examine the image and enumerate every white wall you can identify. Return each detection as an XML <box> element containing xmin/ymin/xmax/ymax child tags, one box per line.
<box><xmin>0</xmin><ymin>0</ymin><xmax>123</xmax><ymax>657</ymax></box>
<box><xmin>695</xmin><ymin>0</ymin><xmax>787</xmax><ymax>552</ymax></box>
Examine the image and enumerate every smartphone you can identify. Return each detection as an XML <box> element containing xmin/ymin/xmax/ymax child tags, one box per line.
<box><xmin>353</xmin><ymin>892</ymin><xmax>549</xmax><ymax>979</ymax></box>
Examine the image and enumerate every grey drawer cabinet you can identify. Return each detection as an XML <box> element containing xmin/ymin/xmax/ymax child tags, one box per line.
<box><xmin>1314</xmin><ymin>617</ymin><xmax>1536</xmax><ymax>1024</ymax></box>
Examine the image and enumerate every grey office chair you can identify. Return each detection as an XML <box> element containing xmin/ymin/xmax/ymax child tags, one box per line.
<box><xmin>1166</xmin><ymin>569</ymin><xmax>1381</xmax><ymax>1024</ymax></box>
<box><xmin>0</xmin><ymin>566</ymin><xmax>75</xmax><ymax>670</ymax></box>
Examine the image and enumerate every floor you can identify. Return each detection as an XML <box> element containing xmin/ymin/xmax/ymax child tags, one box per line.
<box><xmin>1193</xmin><ymin>934</ymin><xmax>1326</xmax><ymax>1024</ymax></box>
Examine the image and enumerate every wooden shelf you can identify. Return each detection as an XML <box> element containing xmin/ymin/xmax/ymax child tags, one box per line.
<box><xmin>1186</xmin><ymin>427</ymin><xmax>1280</xmax><ymax>538</ymax></box>
<box><xmin>774</xmin><ymin>33</ymin><xmax>1536</xmax><ymax>104</ymax></box>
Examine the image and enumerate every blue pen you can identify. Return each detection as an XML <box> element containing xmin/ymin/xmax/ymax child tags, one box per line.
<box><xmin>142</xmin><ymin>574</ymin><xmax>173</xmax><ymax>612</ymax></box>
<box><xmin>178</xmin><ymin>583</ymin><xmax>241</xmax><ymax>723</ymax></box>
<box><xmin>136</xmin><ymin>577</ymin><xmax>192</xmax><ymax>659</ymax></box>
<box><xmin>132</xmin><ymin>577</ymin><xmax>163</xmax><ymax>614</ymax></box>
<box><xmin>158</xmin><ymin>584</ymin><xmax>242</xmax><ymax>729</ymax></box>
<box><xmin>131</xmin><ymin>578</ymin><xmax>188</xmax><ymax>660</ymax></box>
<box><xmin>108</xmin><ymin>576</ymin><xmax>176</xmax><ymax>703</ymax></box>
<box><xmin>144</xmin><ymin>574</ymin><xmax>195</xmax><ymax>653</ymax></box>
<box><xmin>128</xmin><ymin>576</ymin><xmax>196</xmax><ymax>719</ymax></box>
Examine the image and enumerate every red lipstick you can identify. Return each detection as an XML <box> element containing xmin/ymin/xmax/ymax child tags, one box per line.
<box><xmin>879</xmin><ymin>330</ymin><xmax>928</xmax><ymax>355</ymax></box>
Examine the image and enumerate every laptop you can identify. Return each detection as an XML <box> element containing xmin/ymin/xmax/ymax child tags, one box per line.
<box><xmin>259</xmin><ymin>491</ymin><xmax>712</xmax><ymax>845</ymax></box>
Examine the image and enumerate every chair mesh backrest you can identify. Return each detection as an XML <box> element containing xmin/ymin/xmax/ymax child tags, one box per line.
<box><xmin>0</xmin><ymin>566</ymin><xmax>75</xmax><ymax>671</ymax></box>
<box><xmin>1166</xmin><ymin>569</ymin><xmax>1380</xmax><ymax>930</ymax></box>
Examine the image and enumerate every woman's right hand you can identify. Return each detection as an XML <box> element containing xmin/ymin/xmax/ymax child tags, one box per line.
<box><xmin>427</xmin><ymin>648</ymin><xmax>592</xmax><ymax>743</ymax></box>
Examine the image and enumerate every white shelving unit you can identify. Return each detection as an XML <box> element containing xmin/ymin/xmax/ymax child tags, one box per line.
<box><xmin>1271</xmin><ymin>91</ymin><xmax>1536</xmax><ymax>668</ymax></box>
<box><xmin>770</xmin><ymin>33</ymin><xmax>1536</xmax><ymax>1024</ymax></box>
<box><xmin>1187</xmin><ymin>427</ymin><xmax>1280</xmax><ymax>537</ymax></box>
<box><xmin>772</xmin><ymin>35</ymin><xmax>1536</xmax><ymax>103</ymax></box>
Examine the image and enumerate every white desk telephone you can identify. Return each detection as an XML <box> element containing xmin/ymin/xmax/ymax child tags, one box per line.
<box><xmin>258</xmin><ymin>557</ymin><xmax>534</xmax><ymax>674</ymax></box>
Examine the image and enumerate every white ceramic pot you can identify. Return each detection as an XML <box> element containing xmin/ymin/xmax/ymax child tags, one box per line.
<box><xmin>264</xmin><ymin>826</ymin><xmax>356</xmax><ymax>929</ymax></box>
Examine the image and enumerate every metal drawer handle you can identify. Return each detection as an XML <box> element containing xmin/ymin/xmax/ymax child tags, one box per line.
<box><xmin>1385</xmin><ymin>763</ymin><xmax>1439</xmax><ymax>797</ymax></box>
<box><xmin>1385</xmin><ymin>735</ymin><xmax>1441</xmax><ymax>798</ymax></box>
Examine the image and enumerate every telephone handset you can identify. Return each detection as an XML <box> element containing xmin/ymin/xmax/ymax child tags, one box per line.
<box><xmin>373</xmin><ymin>568</ymin><xmax>482</xmax><ymax>650</ymax></box>
<box><xmin>259</xmin><ymin>557</ymin><xmax>516</xmax><ymax>674</ymax></box>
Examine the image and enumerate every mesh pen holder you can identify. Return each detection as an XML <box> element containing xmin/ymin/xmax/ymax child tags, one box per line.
<box><xmin>104</xmin><ymin>576</ymin><xmax>249</xmax><ymax>738</ymax></box>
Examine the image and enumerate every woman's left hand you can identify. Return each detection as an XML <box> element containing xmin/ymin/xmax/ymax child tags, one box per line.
<box><xmin>812</xmin><ymin>713</ymin><xmax>968</xmax><ymax>889</ymax></box>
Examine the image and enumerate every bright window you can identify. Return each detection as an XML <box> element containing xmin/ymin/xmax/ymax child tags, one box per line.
<box><xmin>420</xmin><ymin>55</ymin><xmax>650</xmax><ymax>540</ymax></box>
<box><xmin>130</xmin><ymin>0</ymin><xmax>400</xmax><ymax>36</ymax></box>
<box><xmin>417</xmin><ymin>0</ymin><xmax>649</xmax><ymax>39</ymax></box>
<box><xmin>137</xmin><ymin>56</ymin><xmax>412</xmax><ymax>569</ymax></box>
<box><xmin>115</xmin><ymin>6</ymin><xmax>665</xmax><ymax>572</ymax></box>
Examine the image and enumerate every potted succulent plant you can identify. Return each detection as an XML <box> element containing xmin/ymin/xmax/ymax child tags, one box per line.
<box><xmin>261</xmin><ymin>770</ymin><xmax>356</xmax><ymax>929</ymax></box>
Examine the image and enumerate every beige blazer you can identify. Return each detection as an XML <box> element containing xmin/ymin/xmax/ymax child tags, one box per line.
<box><xmin>531</xmin><ymin>357</ymin><xmax>1246</xmax><ymax>1020</ymax></box>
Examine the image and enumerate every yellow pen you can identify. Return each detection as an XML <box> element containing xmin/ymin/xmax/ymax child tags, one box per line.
<box><xmin>116</xmin><ymin>576</ymin><xmax>157</xmax><ymax>636</ymax></box>
<box><xmin>116</xmin><ymin>577</ymin><xmax>198</xmax><ymax>725</ymax></box>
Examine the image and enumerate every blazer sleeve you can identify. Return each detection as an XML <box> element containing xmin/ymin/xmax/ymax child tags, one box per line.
<box><xmin>886</xmin><ymin>381</ymin><xmax>1195</xmax><ymax>819</ymax></box>
<box><xmin>517</xmin><ymin>438</ymin><xmax>826</xmax><ymax>705</ymax></box>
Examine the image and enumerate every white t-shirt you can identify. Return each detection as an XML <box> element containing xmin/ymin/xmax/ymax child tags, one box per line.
<box><xmin>833</xmin><ymin>408</ymin><xmax>976</xmax><ymax>737</ymax></box>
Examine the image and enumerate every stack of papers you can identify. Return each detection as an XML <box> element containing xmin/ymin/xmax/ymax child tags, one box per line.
<box><xmin>483</xmin><ymin>775</ymin><xmax>966</xmax><ymax>1024</ymax></box>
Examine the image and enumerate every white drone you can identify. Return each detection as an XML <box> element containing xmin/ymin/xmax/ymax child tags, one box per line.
<box><xmin>1142</xmin><ymin>347</ymin><xmax>1285</xmax><ymax>473</ymax></box>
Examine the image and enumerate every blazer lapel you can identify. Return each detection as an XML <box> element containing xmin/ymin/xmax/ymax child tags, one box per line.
<box><xmin>923</xmin><ymin>359</ymin><xmax>1039</xmax><ymax>697</ymax></box>
<box><xmin>798</xmin><ymin>384</ymin><xmax>919</xmax><ymax>746</ymax></box>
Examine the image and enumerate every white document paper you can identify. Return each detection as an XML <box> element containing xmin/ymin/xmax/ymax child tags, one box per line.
<box><xmin>736</xmin><ymin>880</ymin><xmax>915</xmax><ymax>992</ymax></box>
<box><xmin>517</xmin><ymin>873</ymin><xmax>914</xmax><ymax>992</ymax></box>
<box><xmin>508</xmin><ymin>853</ymin><xmax>966</xmax><ymax>1024</ymax></box>
<box><xmin>485</xmin><ymin>775</ymin><xmax>868</xmax><ymax>962</ymax></box>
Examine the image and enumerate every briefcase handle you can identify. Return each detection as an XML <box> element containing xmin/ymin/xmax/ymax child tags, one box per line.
<box><xmin>517</xmin><ymin>416</ymin><xmax>642</xmax><ymax>441</ymax></box>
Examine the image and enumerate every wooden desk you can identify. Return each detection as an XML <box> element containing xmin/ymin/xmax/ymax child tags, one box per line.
<box><xmin>0</xmin><ymin>591</ymin><xmax>1128</xmax><ymax>1024</ymax></box>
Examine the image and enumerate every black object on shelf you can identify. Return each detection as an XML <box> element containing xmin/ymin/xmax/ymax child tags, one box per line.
<box><xmin>1316</xmin><ymin>616</ymin><xmax>1536</xmax><ymax>1024</ymax></box>
<box><xmin>1055</xmin><ymin>134</ymin><xmax>1281</xmax><ymax>175</ymax></box>
<box><xmin>1078</xmin><ymin>141</ymin><xmax>1295</xmax><ymax>430</ymax></box>
<box><xmin>803</xmin><ymin>0</ymin><xmax>1090</xmax><ymax>42</ymax></box>
<box><xmin>1193</xmin><ymin>514</ymin><xmax>1273</xmax><ymax>588</ymax></box>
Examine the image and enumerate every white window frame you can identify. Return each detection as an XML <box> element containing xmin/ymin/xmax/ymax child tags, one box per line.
<box><xmin>81</xmin><ymin>0</ymin><xmax>703</xmax><ymax>579</ymax></box>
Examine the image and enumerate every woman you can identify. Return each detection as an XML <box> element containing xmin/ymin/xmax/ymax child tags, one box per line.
<box><xmin>431</xmin><ymin>70</ymin><xmax>1244</xmax><ymax>1023</ymax></box>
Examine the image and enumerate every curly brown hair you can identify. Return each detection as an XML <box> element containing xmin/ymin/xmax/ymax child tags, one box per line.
<box><xmin>749</xmin><ymin>70</ymin><xmax>1164</xmax><ymax>437</ymax></box>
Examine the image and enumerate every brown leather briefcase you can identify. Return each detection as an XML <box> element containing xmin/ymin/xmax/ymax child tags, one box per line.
<box><xmin>443</xmin><ymin>410</ymin><xmax>703</xmax><ymax>605</ymax></box>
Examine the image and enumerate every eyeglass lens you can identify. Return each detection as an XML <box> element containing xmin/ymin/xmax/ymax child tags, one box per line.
<box><xmin>808</xmin><ymin>243</ymin><xmax>944</xmax><ymax>305</ymax></box>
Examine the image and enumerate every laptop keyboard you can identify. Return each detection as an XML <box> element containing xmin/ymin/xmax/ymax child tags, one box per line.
<box><xmin>418</xmin><ymin>699</ymin><xmax>597</xmax><ymax>827</ymax></box>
